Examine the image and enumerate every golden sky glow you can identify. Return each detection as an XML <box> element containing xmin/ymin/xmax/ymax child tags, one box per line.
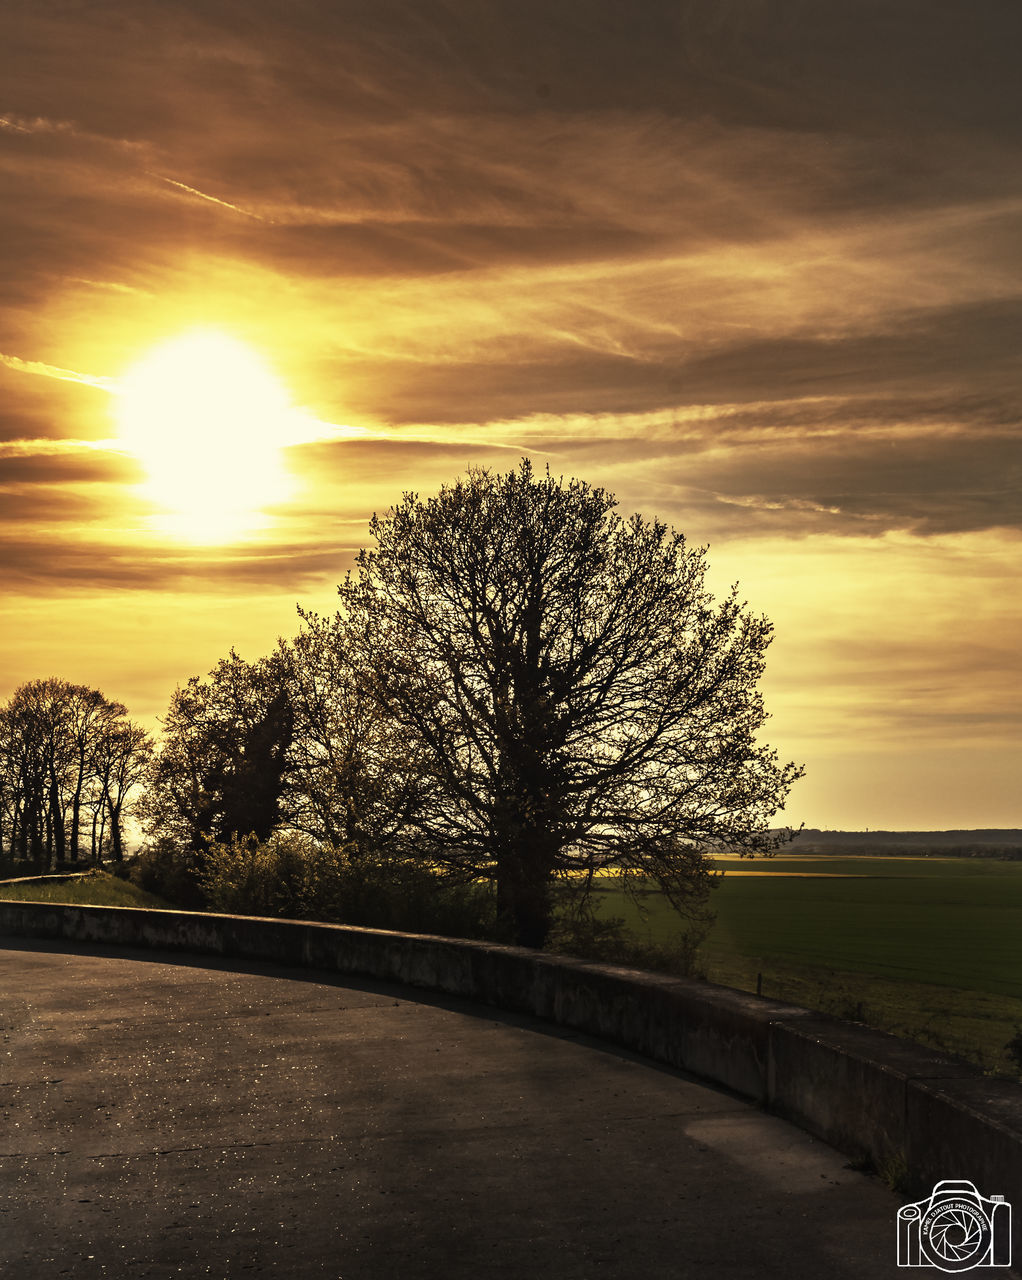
<box><xmin>1</xmin><ymin>2</ymin><xmax>1020</xmax><ymax>829</ymax></box>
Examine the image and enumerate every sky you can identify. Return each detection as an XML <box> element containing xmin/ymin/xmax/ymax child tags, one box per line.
<box><xmin>1</xmin><ymin>0</ymin><xmax>1020</xmax><ymax>831</ymax></box>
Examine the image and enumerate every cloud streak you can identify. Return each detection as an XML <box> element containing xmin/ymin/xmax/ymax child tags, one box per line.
<box><xmin>148</xmin><ymin>172</ymin><xmax>269</xmax><ymax>221</ymax></box>
<box><xmin>0</xmin><ymin>353</ymin><xmax>115</xmax><ymax>392</ymax></box>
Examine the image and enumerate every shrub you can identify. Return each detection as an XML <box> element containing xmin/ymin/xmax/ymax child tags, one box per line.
<box><xmin>198</xmin><ymin>831</ymin><xmax>497</xmax><ymax>939</ymax></box>
<box><xmin>548</xmin><ymin>889</ymin><xmax>710</xmax><ymax>979</ymax></box>
<box><xmin>198</xmin><ymin>832</ymin><xmax>345</xmax><ymax>919</ymax></box>
<box><xmin>131</xmin><ymin>836</ymin><xmax>204</xmax><ymax>909</ymax></box>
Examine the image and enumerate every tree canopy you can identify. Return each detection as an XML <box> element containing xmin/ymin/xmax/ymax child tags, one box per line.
<box><xmin>138</xmin><ymin>651</ymin><xmax>293</xmax><ymax>856</ymax></box>
<box><xmin>82</xmin><ymin>461</ymin><xmax>803</xmax><ymax>949</ymax></box>
<box><xmin>335</xmin><ymin>461</ymin><xmax>802</xmax><ymax>946</ymax></box>
<box><xmin>279</xmin><ymin>612</ymin><xmax>430</xmax><ymax>857</ymax></box>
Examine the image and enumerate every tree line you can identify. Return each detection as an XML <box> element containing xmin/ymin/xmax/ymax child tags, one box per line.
<box><xmin>0</xmin><ymin>679</ymin><xmax>150</xmax><ymax>866</ymax></box>
<box><xmin>3</xmin><ymin>463</ymin><xmax>803</xmax><ymax>946</ymax></box>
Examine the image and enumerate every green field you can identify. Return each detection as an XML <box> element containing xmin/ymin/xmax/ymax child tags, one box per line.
<box><xmin>592</xmin><ymin>856</ymin><xmax>1022</xmax><ymax>1077</ymax></box>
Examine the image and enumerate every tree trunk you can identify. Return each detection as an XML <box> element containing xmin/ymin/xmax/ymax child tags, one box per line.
<box><xmin>29</xmin><ymin>791</ymin><xmax>45</xmax><ymax>864</ymax></box>
<box><xmin>48</xmin><ymin>772</ymin><xmax>65</xmax><ymax>865</ymax></box>
<box><xmin>495</xmin><ymin>838</ymin><xmax>554</xmax><ymax>949</ymax></box>
<box><xmin>108</xmin><ymin>799</ymin><xmax>123</xmax><ymax>862</ymax></box>
<box><xmin>513</xmin><ymin>885</ymin><xmax>550</xmax><ymax>949</ymax></box>
<box><xmin>70</xmin><ymin>776</ymin><xmax>84</xmax><ymax>862</ymax></box>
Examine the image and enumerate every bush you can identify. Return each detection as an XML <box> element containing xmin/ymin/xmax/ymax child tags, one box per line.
<box><xmin>131</xmin><ymin>837</ymin><xmax>204</xmax><ymax>909</ymax></box>
<box><xmin>547</xmin><ymin>882</ymin><xmax>711</xmax><ymax>978</ymax></box>
<box><xmin>549</xmin><ymin>913</ymin><xmax>709</xmax><ymax>978</ymax></box>
<box><xmin>198</xmin><ymin>831</ymin><xmax>497</xmax><ymax>939</ymax></box>
<box><xmin>198</xmin><ymin>832</ymin><xmax>345</xmax><ymax>919</ymax></box>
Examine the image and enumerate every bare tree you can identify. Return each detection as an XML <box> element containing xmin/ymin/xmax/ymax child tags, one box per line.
<box><xmin>92</xmin><ymin>720</ymin><xmax>152</xmax><ymax>861</ymax></box>
<box><xmin>0</xmin><ymin>697</ymin><xmax>46</xmax><ymax>862</ymax></box>
<box><xmin>336</xmin><ymin>461</ymin><xmax>803</xmax><ymax>946</ymax></box>
<box><xmin>0</xmin><ymin>679</ymin><xmax>76</xmax><ymax>867</ymax></box>
<box><xmin>0</xmin><ymin>680</ymin><xmax>150</xmax><ymax>867</ymax></box>
<box><xmin>64</xmin><ymin>686</ymin><xmax>119</xmax><ymax>861</ymax></box>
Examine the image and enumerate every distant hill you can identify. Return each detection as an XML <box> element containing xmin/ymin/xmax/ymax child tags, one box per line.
<box><xmin>788</xmin><ymin>829</ymin><xmax>1022</xmax><ymax>857</ymax></box>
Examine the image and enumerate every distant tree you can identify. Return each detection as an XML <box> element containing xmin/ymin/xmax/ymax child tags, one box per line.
<box><xmin>91</xmin><ymin>720</ymin><xmax>153</xmax><ymax>861</ymax></box>
<box><xmin>64</xmin><ymin>686</ymin><xmax>124</xmax><ymax>860</ymax></box>
<box><xmin>0</xmin><ymin>690</ymin><xmax>49</xmax><ymax>862</ymax></box>
<box><xmin>139</xmin><ymin>651</ymin><xmax>293</xmax><ymax>856</ymax></box>
<box><xmin>0</xmin><ymin>679</ymin><xmax>150</xmax><ymax>867</ymax></box>
<box><xmin>335</xmin><ymin>461</ymin><xmax>802</xmax><ymax>947</ymax></box>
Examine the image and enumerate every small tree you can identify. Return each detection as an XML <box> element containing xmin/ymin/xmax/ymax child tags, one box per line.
<box><xmin>139</xmin><ymin>650</ymin><xmax>293</xmax><ymax>857</ymax></box>
<box><xmin>336</xmin><ymin>461</ymin><xmax>803</xmax><ymax>947</ymax></box>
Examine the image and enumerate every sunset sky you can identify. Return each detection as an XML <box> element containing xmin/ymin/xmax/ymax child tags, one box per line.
<box><xmin>2</xmin><ymin>1</ymin><xmax>1020</xmax><ymax>831</ymax></box>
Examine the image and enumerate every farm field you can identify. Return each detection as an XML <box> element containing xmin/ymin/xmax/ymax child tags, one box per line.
<box><xmin>594</xmin><ymin>855</ymin><xmax>1022</xmax><ymax>1076</ymax></box>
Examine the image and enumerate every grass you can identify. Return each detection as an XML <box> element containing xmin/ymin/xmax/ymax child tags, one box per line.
<box><xmin>589</xmin><ymin>855</ymin><xmax>1022</xmax><ymax>1077</ymax></box>
<box><xmin>0</xmin><ymin>871</ymin><xmax>174</xmax><ymax>910</ymax></box>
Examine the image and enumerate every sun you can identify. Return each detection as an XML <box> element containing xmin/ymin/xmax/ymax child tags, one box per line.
<box><xmin>115</xmin><ymin>330</ymin><xmax>296</xmax><ymax>542</ymax></box>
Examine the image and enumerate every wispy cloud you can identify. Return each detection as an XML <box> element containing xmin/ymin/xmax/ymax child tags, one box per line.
<box><xmin>0</xmin><ymin>110</ymin><xmax>145</xmax><ymax>151</ymax></box>
<box><xmin>0</xmin><ymin>437</ymin><xmax>120</xmax><ymax>458</ymax></box>
<box><xmin>0</xmin><ymin>353</ymin><xmax>115</xmax><ymax>392</ymax></box>
<box><xmin>148</xmin><ymin>172</ymin><xmax>269</xmax><ymax>221</ymax></box>
<box><xmin>71</xmin><ymin>277</ymin><xmax>153</xmax><ymax>297</ymax></box>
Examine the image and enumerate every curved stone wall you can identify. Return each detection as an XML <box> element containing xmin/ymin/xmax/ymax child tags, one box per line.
<box><xmin>1</xmin><ymin>899</ymin><xmax>1019</xmax><ymax>1252</ymax></box>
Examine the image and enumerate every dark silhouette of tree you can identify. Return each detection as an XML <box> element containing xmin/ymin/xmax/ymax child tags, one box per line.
<box><xmin>91</xmin><ymin>720</ymin><xmax>152</xmax><ymax>861</ymax></box>
<box><xmin>0</xmin><ymin>679</ymin><xmax>150</xmax><ymax>867</ymax></box>
<box><xmin>140</xmin><ymin>651</ymin><xmax>293</xmax><ymax>856</ymax></box>
<box><xmin>279</xmin><ymin>612</ymin><xmax>430</xmax><ymax>857</ymax></box>
<box><xmin>65</xmin><ymin>686</ymin><xmax>122</xmax><ymax>861</ymax></box>
<box><xmin>211</xmin><ymin>687</ymin><xmax>293</xmax><ymax>845</ymax></box>
<box><xmin>0</xmin><ymin>688</ymin><xmax>49</xmax><ymax>862</ymax></box>
<box><xmin>336</xmin><ymin>461</ymin><xmax>802</xmax><ymax>947</ymax></box>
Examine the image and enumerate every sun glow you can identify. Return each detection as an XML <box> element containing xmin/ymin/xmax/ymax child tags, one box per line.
<box><xmin>115</xmin><ymin>330</ymin><xmax>296</xmax><ymax>541</ymax></box>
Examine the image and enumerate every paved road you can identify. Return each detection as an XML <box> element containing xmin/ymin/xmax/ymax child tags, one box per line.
<box><xmin>0</xmin><ymin>941</ymin><xmax>979</xmax><ymax>1278</ymax></box>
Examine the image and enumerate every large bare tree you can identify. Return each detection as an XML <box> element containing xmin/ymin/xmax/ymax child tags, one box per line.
<box><xmin>335</xmin><ymin>461</ymin><xmax>803</xmax><ymax>947</ymax></box>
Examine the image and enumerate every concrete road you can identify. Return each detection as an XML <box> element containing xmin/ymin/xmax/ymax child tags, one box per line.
<box><xmin>0</xmin><ymin>941</ymin><xmax>986</xmax><ymax>1279</ymax></box>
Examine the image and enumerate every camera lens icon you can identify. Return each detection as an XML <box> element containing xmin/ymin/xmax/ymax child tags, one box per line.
<box><xmin>926</xmin><ymin>1201</ymin><xmax>991</xmax><ymax>1268</ymax></box>
<box><xmin>898</xmin><ymin>1181</ymin><xmax>1012</xmax><ymax>1272</ymax></box>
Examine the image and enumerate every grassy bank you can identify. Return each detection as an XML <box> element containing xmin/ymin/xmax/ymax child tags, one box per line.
<box><xmin>0</xmin><ymin>872</ymin><xmax>172</xmax><ymax>910</ymax></box>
